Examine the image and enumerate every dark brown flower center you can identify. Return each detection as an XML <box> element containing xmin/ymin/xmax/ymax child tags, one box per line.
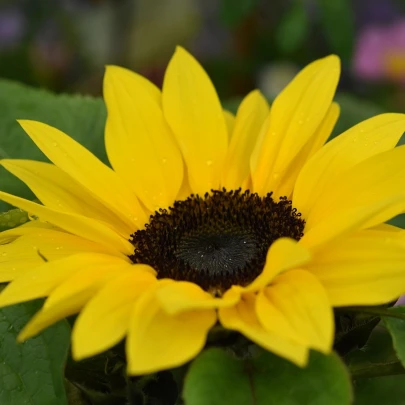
<box><xmin>129</xmin><ymin>189</ymin><xmax>305</xmax><ymax>294</ymax></box>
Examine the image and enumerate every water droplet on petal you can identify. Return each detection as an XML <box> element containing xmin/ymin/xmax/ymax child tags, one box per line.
<box><xmin>52</xmin><ymin>142</ymin><xmax>58</xmax><ymax>147</ymax></box>
<box><xmin>206</xmin><ymin>160</ymin><xmax>213</xmax><ymax>167</ymax></box>
<box><xmin>129</xmin><ymin>214</ymin><xmax>138</xmax><ymax>222</ymax></box>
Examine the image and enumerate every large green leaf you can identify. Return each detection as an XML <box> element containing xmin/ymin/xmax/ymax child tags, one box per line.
<box><xmin>347</xmin><ymin>324</ymin><xmax>397</xmax><ymax>364</ymax></box>
<box><xmin>183</xmin><ymin>348</ymin><xmax>352</xmax><ymax>405</ymax></box>
<box><xmin>354</xmin><ymin>376</ymin><xmax>405</xmax><ymax>405</ymax></box>
<box><xmin>346</xmin><ymin>324</ymin><xmax>403</xmax><ymax>378</ymax></box>
<box><xmin>0</xmin><ymin>300</ymin><xmax>70</xmax><ymax>405</ymax></box>
<box><xmin>0</xmin><ymin>79</ymin><xmax>106</xmax><ymax>211</ymax></box>
<box><xmin>383</xmin><ymin>306</ymin><xmax>405</xmax><ymax>368</ymax></box>
<box><xmin>346</xmin><ymin>324</ymin><xmax>405</xmax><ymax>404</ymax></box>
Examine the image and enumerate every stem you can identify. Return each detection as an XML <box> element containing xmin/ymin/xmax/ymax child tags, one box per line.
<box><xmin>350</xmin><ymin>361</ymin><xmax>405</xmax><ymax>379</ymax></box>
<box><xmin>342</xmin><ymin>307</ymin><xmax>405</xmax><ymax>321</ymax></box>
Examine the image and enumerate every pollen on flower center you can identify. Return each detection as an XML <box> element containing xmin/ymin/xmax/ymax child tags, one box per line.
<box><xmin>129</xmin><ymin>189</ymin><xmax>305</xmax><ymax>293</ymax></box>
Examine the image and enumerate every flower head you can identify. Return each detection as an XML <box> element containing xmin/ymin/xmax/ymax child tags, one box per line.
<box><xmin>1</xmin><ymin>47</ymin><xmax>405</xmax><ymax>375</ymax></box>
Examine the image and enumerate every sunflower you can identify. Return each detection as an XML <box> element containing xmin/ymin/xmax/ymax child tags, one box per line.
<box><xmin>1</xmin><ymin>47</ymin><xmax>405</xmax><ymax>375</ymax></box>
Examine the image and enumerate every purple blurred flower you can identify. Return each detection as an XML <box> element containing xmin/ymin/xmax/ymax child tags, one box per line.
<box><xmin>0</xmin><ymin>9</ymin><xmax>25</xmax><ymax>50</ymax></box>
<box><xmin>353</xmin><ymin>19</ymin><xmax>405</xmax><ymax>84</ymax></box>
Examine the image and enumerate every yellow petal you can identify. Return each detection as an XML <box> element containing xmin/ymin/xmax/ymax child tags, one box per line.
<box><xmin>18</xmin><ymin>120</ymin><xmax>147</xmax><ymax>229</ymax></box>
<box><xmin>305</xmin><ymin>102</ymin><xmax>340</xmax><ymax>158</ymax></box>
<box><xmin>0</xmin><ymin>229</ymin><xmax>121</xmax><ymax>282</ymax></box>
<box><xmin>246</xmin><ymin>238</ymin><xmax>311</xmax><ymax>291</ymax></box>
<box><xmin>371</xmin><ymin>223</ymin><xmax>403</xmax><ymax>233</ymax></box>
<box><xmin>306</xmin><ymin>145</ymin><xmax>405</xmax><ymax>230</ymax></box>
<box><xmin>162</xmin><ymin>47</ymin><xmax>228</xmax><ymax>194</ymax></box>
<box><xmin>309</xmin><ymin>232</ymin><xmax>405</xmax><ymax>306</ymax></box>
<box><xmin>223</xmin><ymin>109</ymin><xmax>235</xmax><ymax>137</ymax></box>
<box><xmin>222</xmin><ymin>90</ymin><xmax>269</xmax><ymax>189</ymax></box>
<box><xmin>175</xmin><ymin>161</ymin><xmax>193</xmax><ymax>200</ymax></box>
<box><xmin>19</xmin><ymin>263</ymin><xmax>141</xmax><ymax>341</ymax></box>
<box><xmin>18</xmin><ymin>289</ymin><xmax>93</xmax><ymax>341</ymax></box>
<box><xmin>219</xmin><ymin>293</ymin><xmax>309</xmax><ymax>367</ymax></box>
<box><xmin>300</xmin><ymin>197</ymin><xmax>405</xmax><ymax>250</ymax></box>
<box><xmin>0</xmin><ymin>191</ymin><xmax>133</xmax><ymax>255</ymax></box>
<box><xmin>274</xmin><ymin>102</ymin><xmax>340</xmax><ymax>199</ymax></box>
<box><xmin>126</xmin><ymin>283</ymin><xmax>216</xmax><ymax>375</ymax></box>
<box><xmin>261</xmin><ymin>269</ymin><xmax>334</xmax><ymax>353</ymax></box>
<box><xmin>293</xmin><ymin>113</ymin><xmax>405</xmax><ymax>219</ymax></box>
<box><xmin>0</xmin><ymin>253</ymin><xmax>129</xmax><ymax>307</ymax></box>
<box><xmin>72</xmin><ymin>270</ymin><xmax>157</xmax><ymax>360</ymax></box>
<box><xmin>1</xmin><ymin>159</ymin><xmax>134</xmax><ymax>236</ymax></box>
<box><xmin>44</xmin><ymin>261</ymin><xmax>151</xmax><ymax>309</ymax></box>
<box><xmin>0</xmin><ymin>220</ymin><xmax>54</xmax><ymax>244</ymax></box>
<box><xmin>104</xmin><ymin>66</ymin><xmax>183</xmax><ymax>211</ymax></box>
<box><xmin>156</xmin><ymin>280</ymin><xmax>239</xmax><ymax>315</ymax></box>
<box><xmin>255</xmin><ymin>289</ymin><xmax>304</xmax><ymax>344</ymax></box>
<box><xmin>251</xmin><ymin>55</ymin><xmax>340</xmax><ymax>195</ymax></box>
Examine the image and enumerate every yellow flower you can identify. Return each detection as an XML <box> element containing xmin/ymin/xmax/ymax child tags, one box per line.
<box><xmin>1</xmin><ymin>47</ymin><xmax>405</xmax><ymax>375</ymax></box>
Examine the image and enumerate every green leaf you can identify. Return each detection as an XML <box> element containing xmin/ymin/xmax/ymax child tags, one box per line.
<box><xmin>0</xmin><ymin>79</ymin><xmax>106</xmax><ymax>212</ymax></box>
<box><xmin>183</xmin><ymin>348</ymin><xmax>352</xmax><ymax>405</ymax></box>
<box><xmin>0</xmin><ymin>208</ymin><xmax>29</xmax><ymax>231</ymax></box>
<box><xmin>354</xmin><ymin>376</ymin><xmax>405</xmax><ymax>405</ymax></box>
<box><xmin>317</xmin><ymin>0</ymin><xmax>354</xmax><ymax>62</ymax></box>
<box><xmin>334</xmin><ymin>312</ymin><xmax>380</xmax><ymax>356</ymax></box>
<box><xmin>383</xmin><ymin>306</ymin><xmax>405</xmax><ymax>368</ymax></box>
<box><xmin>346</xmin><ymin>324</ymin><xmax>405</xmax><ymax>380</ymax></box>
<box><xmin>276</xmin><ymin>1</ymin><xmax>309</xmax><ymax>54</ymax></box>
<box><xmin>0</xmin><ymin>300</ymin><xmax>70</xmax><ymax>405</ymax></box>
<box><xmin>219</xmin><ymin>0</ymin><xmax>258</xmax><ymax>27</ymax></box>
<box><xmin>345</xmin><ymin>323</ymin><xmax>405</xmax><ymax>403</ymax></box>
<box><xmin>346</xmin><ymin>324</ymin><xmax>398</xmax><ymax>367</ymax></box>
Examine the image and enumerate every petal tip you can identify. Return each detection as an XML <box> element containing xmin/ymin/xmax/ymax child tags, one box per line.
<box><xmin>104</xmin><ymin>64</ymin><xmax>124</xmax><ymax>75</ymax></box>
<box><xmin>324</xmin><ymin>54</ymin><xmax>340</xmax><ymax>65</ymax></box>
<box><xmin>175</xmin><ymin>45</ymin><xmax>187</xmax><ymax>54</ymax></box>
<box><xmin>173</xmin><ymin>46</ymin><xmax>194</xmax><ymax>62</ymax></box>
<box><xmin>70</xmin><ymin>343</ymin><xmax>88</xmax><ymax>362</ymax></box>
<box><xmin>317</xmin><ymin>54</ymin><xmax>341</xmax><ymax>75</ymax></box>
<box><xmin>17</xmin><ymin>326</ymin><xmax>34</xmax><ymax>343</ymax></box>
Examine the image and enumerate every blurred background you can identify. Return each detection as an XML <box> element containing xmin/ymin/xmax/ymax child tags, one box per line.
<box><xmin>1</xmin><ymin>0</ymin><xmax>405</xmax><ymax>111</ymax></box>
